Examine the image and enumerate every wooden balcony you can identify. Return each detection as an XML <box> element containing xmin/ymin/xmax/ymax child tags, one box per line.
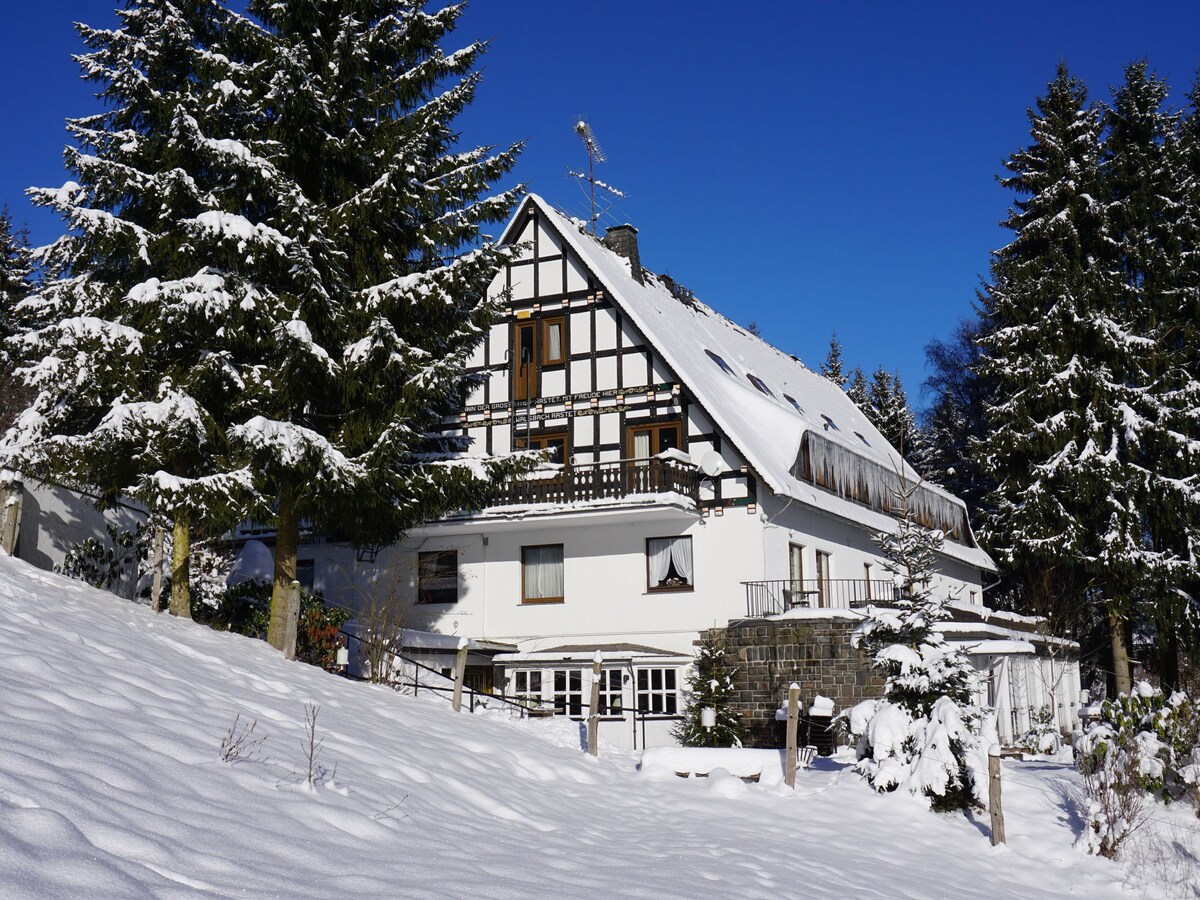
<box><xmin>742</xmin><ymin>578</ymin><xmax>900</xmax><ymax>618</ymax></box>
<box><xmin>487</xmin><ymin>458</ymin><xmax>700</xmax><ymax>508</ymax></box>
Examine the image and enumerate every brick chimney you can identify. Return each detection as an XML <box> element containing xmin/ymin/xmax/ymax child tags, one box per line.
<box><xmin>602</xmin><ymin>223</ymin><xmax>643</xmax><ymax>284</ymax></box>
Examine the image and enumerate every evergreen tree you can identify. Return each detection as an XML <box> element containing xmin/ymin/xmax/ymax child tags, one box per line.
<box><xmin>868</xmin><ymin>367</ymin><xmax>924</xmax><ymax>466</ymax></box>
<box><xmin>675</xmin><ymin>631</ymin><xmax>745</xmax><ymax>747</ymax></box>
<box><xmin>0</xmin><ymin>208</ymin><xmax>33</xmax><ymax>433</ymax></box>
<box><xmin>233</xmin><ymin>1</ymin><xmax>524</xmax><ymax>652</ymax></box>
<box><xmin>844</xmin><ymin>482</ymin><xmax>984</xmax><ymax>810</ymax></box>
<box><xmin>1</xmin><ymin>1</ymin><xmax>259</xmax><ymax>617</ymax></box>
<box><xmin>820</xmin><ymin>332</ymin><xmax>847</xmax><ymax>387</ymax></box>
<box><xmin>1101</xmin><ymin>62</ymin><xmax>1200</xmax><ymax>687</ymax></box>
<box><xmin>975</xmin><ymin>64</ymin><xmax>1140</xmax><ymax>692</ymax></box>
<box><xmin>846</xmin><ymin>367</ymin><xmax>871</xmax><ymax>416</ymax></box>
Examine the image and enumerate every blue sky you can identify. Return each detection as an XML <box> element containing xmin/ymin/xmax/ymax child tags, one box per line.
<box><xmin>2</xmin><ymin>1</ymin><xmax>1197</xmax><ymax>410</ymax></box>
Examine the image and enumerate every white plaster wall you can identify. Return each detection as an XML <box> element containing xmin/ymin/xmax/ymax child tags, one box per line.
<box><xmin>565</xmin><ymin>254</ymin><xmax>589</xmax><ymax>293</ymax></box>
<box><xmin>537</xmin><ymin>260</ymin><xmax>563</xmax><ymax>296</ymax></box>
<box><xmin>594</xmin><ymin>308</ymin><xmax>618</xmax><ymax>352</ymax></box>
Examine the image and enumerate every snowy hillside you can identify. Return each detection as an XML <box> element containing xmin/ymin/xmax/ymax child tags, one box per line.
<box><xmin>0</xmin><ymin>553</ymin><xmax>1176</xmax><ymax>898</ymax></box>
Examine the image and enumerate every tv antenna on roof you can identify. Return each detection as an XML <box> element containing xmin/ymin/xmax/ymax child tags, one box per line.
<box><xmin>569</xmin><ymin>118</ymin><xmax>625</xmax><ymax>235</ymax></box>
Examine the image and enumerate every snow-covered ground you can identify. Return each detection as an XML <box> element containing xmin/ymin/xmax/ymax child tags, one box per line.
<box><xmin>0</xmin><ymin>552</ymin><xmax>1193</xmax><ymax>899</ymax></box>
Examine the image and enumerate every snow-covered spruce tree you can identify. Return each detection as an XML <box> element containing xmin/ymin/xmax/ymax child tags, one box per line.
<box><xmin>845</xmin><ymin>367</ymin><xmax>871</xmax><ymax>416</ymax></box>
<box><xmin>2</xmin><ymin>1</ymin><xmax>261</xmax><ymax>617</ymax></box>
<box><xmin>845</xmin><ymin>482</ymin><xmax>984</xmax><ymax>811</ymax></box>
<box><xmin>229</xmin><ymin>1</ymin><xmax>524</xmax><ymax>652</ymax></box>
<box><xmin>866</xmin><ymin>368</ymin><xmax>926</xmax><ymax>469</ymax></box>
<box><xmin>1101</xmin><ymin>63</ymin><xmax>1200</xmax><ymax>688</ymax></box>
<box><xmin>675</xmin><ymin>631</ymin><xmax>746</xmax><ymax>747</ymax></box>
<box><xmin>820</xmin><ymin>332</ymin><xmax>847</xmax><ymax>387</ymax></box>
<box><xmin>0</xmin><ymin>207</ymin><xmax>33</xmax><ymax>433</ymax></box>
<box><xmin>974</xmin><ymin>64</ymin><xmax>1140</xmax><ymax>693</ymax></box>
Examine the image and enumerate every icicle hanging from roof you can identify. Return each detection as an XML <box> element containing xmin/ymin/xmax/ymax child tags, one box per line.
<box><xmin>795</xmin><ymin>432</ymin><xmax>969</xmax><ymax>542</ymax></box>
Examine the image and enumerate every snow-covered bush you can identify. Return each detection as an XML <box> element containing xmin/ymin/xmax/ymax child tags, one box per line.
<box><xmin>842</xmin><ymin>484</ymin><xmax>985</xmax><ymax>811</ymax></box>
<box><xmin>1020</xmin><ymin>706</ymin><xmax>1062</xmax><ymax>754</ymax></box>
<box><xmin>57</xmin><ymin>523</ymin><xmax>140</xmax><ymax>595</ymax></box>
<box><xmin>675</xmin><ymin>631</ymin><xmax>745</xmax><ymax>748</ymax></box>
<box><xmin>1075</xmin><ymin>683</ymin><xmax>1200</xmax><ymax>859</ymax></box>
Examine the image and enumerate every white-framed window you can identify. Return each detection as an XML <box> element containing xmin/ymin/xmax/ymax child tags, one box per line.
<box><xmin>512</xmin><ymin>669</ymin><xmax>542</xmax><ymax>707</ymax></box>
<box><xmin>646</xmin><ymin>536</ymin><xmax>694</xmax><ymax>591</ymax></box>
<box><xmin>553</xmin><ymin>669</ymin><xmax>583</xmax><ymax>716</ymax></box>
<box><xmin>522</xmin><ymin>544</ymin><xmax>564</xmax><ymax>603</ymax></box>
<box><xmin>636</xmin><ymin>667</ymin><xmax>679</xmax><ymax>715</ymax></box>
<box><xmin>597</xmin><ymin>669</ymin><xmax>623</xmax><ymax>716</ymax></box>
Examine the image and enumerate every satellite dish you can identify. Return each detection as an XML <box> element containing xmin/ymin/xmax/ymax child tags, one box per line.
<box><xmin>699</xmin><ymin>451</ymin><xmax>725</xmax><ymax>477</ymax></box>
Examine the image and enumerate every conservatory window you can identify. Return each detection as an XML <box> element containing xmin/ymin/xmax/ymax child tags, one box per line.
<box><xmin>417</xmin><ymin>550</ymin><xmax>457</xmax><ymax>604</ymax></box>
<box><xmin>512</xmin><ymin>670</ymin><xmax>543</xmax><ymax>707</ymax></box>
<box><xmin>597</xmin><ymin>669</ymin><xmax>624</xmax><ymax>716</ymax></box>
<box><xmin>553</xmin><ymin>669</ymin><xmax>583</xmax><ymax>717</ymax></box>
<box><xmin>746</xmin><ymin>374</ymin><xmax>774</xmax><ymax>397</ymax></box>
<box><xmin>636</xmin><ymin>668</ymin><xmax>679</xmax><ymax>715</ymax></box>
<box><xmin>522</xmin><ymin>544</ymin><xmax>564</xmax><ymax>603</ymax></box>
<box><xmin>646</xmin><ymin>537</ymin><xmax>694</xmax><ymax>591</ymax></box>
<box><xmin>704</xmin><ymin>349</ymin><xmax>735</xmax><ymax>376</ymax></box>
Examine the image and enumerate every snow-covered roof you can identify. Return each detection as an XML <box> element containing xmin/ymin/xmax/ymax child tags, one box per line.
<box><xmin>505</xmin><ymin>196</ymin><xmax>995</xmax><ymax>572</ymax></box>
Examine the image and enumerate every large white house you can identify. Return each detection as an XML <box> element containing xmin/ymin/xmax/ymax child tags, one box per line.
<box><xmin>304</xmin><ymin>193</ymin><xmax>1080</xmax><ymax>748</ymax></box>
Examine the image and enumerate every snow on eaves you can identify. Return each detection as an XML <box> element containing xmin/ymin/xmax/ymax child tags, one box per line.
<box><xmin>513</xmin><ymin>196</ymin><xmax>994</xmax><ymax>571</ymax></box>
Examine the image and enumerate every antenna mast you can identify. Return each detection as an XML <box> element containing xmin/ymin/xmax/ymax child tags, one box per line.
<box><xmin>570</xmin><ymin>119</ymin><xmax>624</xmax><ymax>235</ymax></box>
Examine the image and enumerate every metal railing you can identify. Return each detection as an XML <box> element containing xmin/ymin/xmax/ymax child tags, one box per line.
<box><xmin>742</xmin><ymin>578</ymin><xmax>900</xmax><ymax>617</ymax></box>
<box><xmin>487</xmin><ymin>457</ymin><xmax>700</xmax><ymax>507</ymax></box>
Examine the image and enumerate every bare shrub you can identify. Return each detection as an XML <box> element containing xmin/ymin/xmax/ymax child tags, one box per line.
<box><xmin>354</xmin><ymin>571</ymin><xmax>408</xmax><ymax>685</ymax></box>
<box><xmin>1122</xmin><ymin>822</ymin><xmax>1200</xmax><ymax>898</ymax></box>
<box><xmin>219</xmin><ymin>714</ymin><xmax>266</xmax><ymax>764</ymax></box>
<box><xmin>302</xmin><ymin>703</ymin><xmax>330</xmax><ymax>787</ymax></box>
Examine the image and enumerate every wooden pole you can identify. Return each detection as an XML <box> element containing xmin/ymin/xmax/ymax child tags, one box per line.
<box><xmin>784</xmin><ymin>683</ymin><xmax>800</xmax><ymax>789</ymax></box>
<box><xmin>282</xmin><ymin>579</ymin><xmax>301</xmax><ymax>660</ymax></box>
<box><xmin>0</xmin><ymin>478</ymin><xmax>22</xmax><ymax>556</ymax></box>
<box><xmin>452</xmin><ymin>638</ymin><xmax>469</xmax><ymax>712</ymax></box>
<box><xmin>988</xmin><ymin>744</ymin><xmax>1005</xmax><ymax>846</ymax></box>
<box><xmin>150</xmin><ymin>524</ymin><xmax>165</xmax><ymax>613</ymax></box>
<box><xmin>587</xmin><ymin>651</ymin><xmax>603</xmax><ymax>756</ymax></box>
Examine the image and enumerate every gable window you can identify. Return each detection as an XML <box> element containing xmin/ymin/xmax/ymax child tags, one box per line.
<box><xmin>542</xmin><ymin>317</ymin><xmax>565</xmax><ymax>365</ymax></box>
<box><xmin>553</xmin><ymin>669</ymin><xmax>583</xmax><ymax>716</ymax></box>
<box><xmin>522</xmin><ymin>544</ymin><xmax>564</xmax><ymax>603</ymax></box>
<box><xmin>705</xmin><ymin>349</ymin><xmax>735</xmax><ymax>376</ymax></box>
<box><xmin>746</xmin><ymin>374</ymin><xmax>774</xmax><ymax>397</ymax></box>
<box><xmin>417</xmin><ymin>550</ymin><xmax>457</xmax><ymax>604</ymax></box>
<box><xmin>515</xmin><ymin>431</ymin><xmax>568</xmax><ymax>464</ymax></box>
<box><xmin>646</xmin><ymin>537</ymin><xmax>694</xmax><ymax>591</ymax></box>
<box><xmin>597</xmin><ymin>669</ymin><xmax>623</xmax><ymax>716</ymax></box>
<box><xmin>636</xmin><ymin>668</ymin><xmax>679</xmax><ymax>715</ymax></box>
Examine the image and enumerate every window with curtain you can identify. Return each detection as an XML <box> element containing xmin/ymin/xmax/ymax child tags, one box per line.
<box><xmin>646</xmin><ymin>536</ymin><xmax>693</xmax><ymax>591</ymax></box>
<box><xmin>543</xmin><ymin>317</ymin><xmax>565</xmax><ymax>364</ymax></box>
<box><xmin>522</xmin><ymin>544</ymin><xmax>564</xmax><ymax>603</ymax></box>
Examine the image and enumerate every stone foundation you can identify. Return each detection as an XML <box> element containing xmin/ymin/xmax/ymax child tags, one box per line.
<box><xmin>710</xmin><ymin>616</ymin><xmax>885</xmax><ymax>749</ymax></box>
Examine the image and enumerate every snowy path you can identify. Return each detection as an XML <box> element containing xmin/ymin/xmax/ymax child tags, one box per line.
<box><xmin>0</xmin><ymin>553</ymin><xmax>1142</xmax><ymax>898</ymax></box>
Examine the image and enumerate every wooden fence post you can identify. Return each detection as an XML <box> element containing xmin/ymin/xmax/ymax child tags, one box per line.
<box><xmin>452</xmin><ymin>637</ymin><xmax>469</xmax><ymax>712</ymax></box>
<box><xmin>1</xmin><ymin>477</ymin><xmax>23</xmax><ymax>556</ymax></box>
<box><xmin>282</xmin><ymin>579</ymin><xmax>300</xmax><ymax>660</ymax></box>
<box><xmin>989</xmin><ymin>744</ymin><xmax>1005</xmax><ymax>846</ymax></box>
<box><xmin>785</xmin><ymin>683</ymin><xmax>800</xmax><ymax>789</ymax></box>
<box><xmin>587</xmin><ymin>651</ymin><xmax>603</xmax><ymax>756</ymax></box>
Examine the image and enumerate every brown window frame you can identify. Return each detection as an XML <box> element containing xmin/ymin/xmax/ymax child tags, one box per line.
<box><xmin>645</xmin><ymin>536</ymin><xmax>695</xmax><ymax>593</ymax></box>
<box><xmin>625</xmin><ymin>419</ymin><xmax>682</xmax><ymax>460</ymax></box>
<box><xmin>521</xmin><ymin>543</ymin><xmax>565</xmax><ymax>604</ymax></box>
<box><xmin>542</xmin><ymin>316</ymin><xmax>566</xmax><ymax>366</ymax></box>
<box><xmin>515</xmin><ymin>430</ymin><xmax>569</xmax><ymax>464</ymax></box>
<box><xmin>815</xmin><ymin>550</ymin><xmax>832</xmax><ymax>608</ymax></box>
<box><xmin>513</xmin><ymin>320</ymin><xmax>539</xmax><ymax>401</ymax></box>
<box><xmin>417</xmin><ymin>549</ymin><xmax>458</xmax><ymax>605</ymax></box>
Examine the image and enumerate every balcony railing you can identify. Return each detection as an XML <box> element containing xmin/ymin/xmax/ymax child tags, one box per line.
<box><xmin>487</xmin><ymin>458</ymin><xmax>700</xmax><ymax>508</ymax></box>
<box><xmin>742</xmin><ymin>578</ymin><xmax>900</xmax><ymax>618</ymax></box>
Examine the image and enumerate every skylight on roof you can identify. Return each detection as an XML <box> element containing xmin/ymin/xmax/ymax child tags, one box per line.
<box><xmin>746</xmin><ymin>374</ymin><xmax>774</xmax><ymax>397</ymax></box>
<box><xmin>784</xmin><ymin>394</ymin><xmax>804</xmax><ymax>414</ymax></box>
<box><xmin>854</xmin><ymin>431</ymin><xmax>870</xmax><ymax>446</ymax></box>
<box><xmin>821</xmin><ymin>414</ymin><xmax>839</xmax><ymax>431</ymax></box>
<box><xmin>705</xmin><ymin>349</ymin><xmax>735</xmax><ymax>376</ymax></box>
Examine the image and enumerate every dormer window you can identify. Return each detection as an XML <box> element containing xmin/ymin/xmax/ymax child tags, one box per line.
<box><xmin>784</xmin><ymin>394</ymin><xmax>804</xmax><ymax>414</ymax></box>
<box><xmin>705</xmin><ymin>349</ymin><xmax>735</xmax><ymax>376</ymax></box>
<box><xmin>746</xmin><ymin>374</ymin><xmax>773</xmax><ymax>397</ymax></box>
<box><xmin>821</xmin><ymin>414</ymin><xmax>839</xmax><ymax>431</ymax></box>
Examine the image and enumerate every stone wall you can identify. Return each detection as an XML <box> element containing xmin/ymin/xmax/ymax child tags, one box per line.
<box><xmin>711</xmin><ymin>616</ymin><xmax>885</xmax><ymax>749</ymax></box>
